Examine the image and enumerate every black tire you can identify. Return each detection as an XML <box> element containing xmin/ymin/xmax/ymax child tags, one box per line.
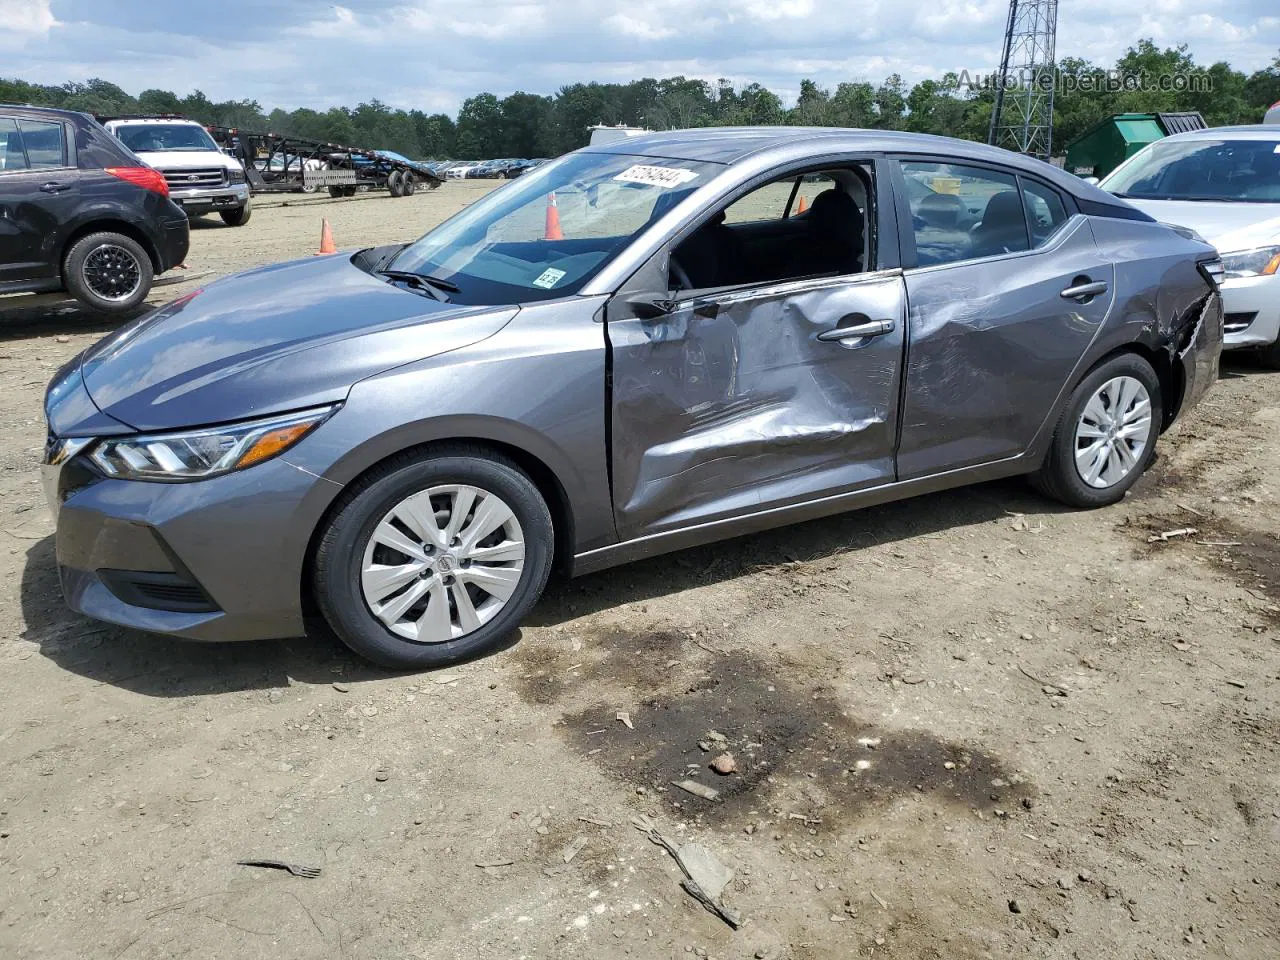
<box><xmin>387</xmin><ymin>170</ymin><xmax>405</xmax><ymax>197</ymax></box>
<box><xmin>1258</xmin><ymin>339</ymin><xmax>1280</xmax><ymax>370</ymax></box>
<box><xmin>313</xmin><ymin>445</ymin><xmax>555</xmax><ymax>670</ymax></box>
<box><xmin>341</xmin><ymin>185</ymin><xmax>358</xmax><ymax>198</ymax></box>
<box><xmin>402</xmin><ymin>173</ymin><xmax>416</xmax><ymax>196</ymax></box>
<box><xmin>220</xmin><ymin>201</ymin><xmax>251</xmax><ymax>227</ymax></box>
<box><xmin>62</xmin><ymin>231</ymin><xmax>154</xmax><ymax>314</ymax></box>
<box><xmin>328</xmin><ymin>186</ymin><xmax>345</xmax><ymax>199</ymax></box>
<box><xmin>1031</xmin><ymin>352</ymin><xmax>1162</xmax><ymax>508</ymax></box>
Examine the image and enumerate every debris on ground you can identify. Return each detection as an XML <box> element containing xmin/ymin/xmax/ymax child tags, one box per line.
<box><xmin>634</xmin><ymin>815</ymin><xmax>742</xmax><ymax>928</ymax></box>
<box><xmin>236</xmin><ymin>859</ymin><xmax>322</xmax><ymax>878</ymax></box>
<box><xmin>1148</xmin><ymin>527</ymin><xmax>1197</xmax><ymax>543</ymax></box>
<box><xmin>673</xmin><ymin>779</ymin><xmax>720</xmax><ymax>801</ymax></box>
<box><xmin>616</xmin><ymin>710</ymin><xmax>634</xmax><ymax>729</ymax></box>
<box><xmin>709</xmin><ymin>752</ymin><xmax>737</xmax><ymax>775</ymax></box>
<box><xmin>561</xmin><ymin>836</ymin><xmax>588</xmax><ymax>863</ymax></box>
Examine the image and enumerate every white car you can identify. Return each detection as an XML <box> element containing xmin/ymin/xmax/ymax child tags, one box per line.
<box><xmin>1101</xmin><ymin>125</ymin><xmax>1280</xmax><ymax>365</ymax></box>
<box><xmin>104</xmin><ymin>117</ymin><xmax>252</xmax><ymax>226</ymax></box>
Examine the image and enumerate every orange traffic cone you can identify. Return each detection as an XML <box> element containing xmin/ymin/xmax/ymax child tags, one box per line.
<box><xmin>795</xmin><ymin>194</ymin><xmax>809</xmax><ymax>215</ymax></box>
<box><xmin>317</xmin><ymin>218</ymin><xmax>336</xmax><ymax>255</ymax></box>
<box><xmin>544</xmin><ymin>193</ymin><xmax>564</xmax><ymax>241</ymax></box>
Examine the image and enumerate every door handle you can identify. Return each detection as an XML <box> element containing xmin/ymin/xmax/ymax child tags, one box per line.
<box><xmin>816</xmin><ymin>318</ymin><xmax>896</xmax><ymax>343</ymax></box>
<box><xmin>1060</xmin><ymin>280</ymin><xmax>1108</xmax><ymax>302</ymax></box>
<box><xmin>39</xmin><ymin>182</ymin><xmax>69</xmax><ymax>193</ymax></box>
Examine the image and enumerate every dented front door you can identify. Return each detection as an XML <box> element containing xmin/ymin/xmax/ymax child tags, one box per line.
<box><xmin>607</xmin><ymin>272</ymin><xmax>907</xmax><ymax>540</ymax></box>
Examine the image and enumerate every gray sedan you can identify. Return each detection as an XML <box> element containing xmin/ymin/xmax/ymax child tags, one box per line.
<box><xmin>44</xmin><ymin>128</ymin><xmax>1224</xmax><ymax>668</ymax></box>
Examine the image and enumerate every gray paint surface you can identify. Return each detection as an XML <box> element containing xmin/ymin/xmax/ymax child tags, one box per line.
<box><xmin>42</xmin><ymin>126</ymin><xmax>1224</xmax><ymax>644</ymax></box>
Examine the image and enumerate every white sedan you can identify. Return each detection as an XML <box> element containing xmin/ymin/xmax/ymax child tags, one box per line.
<box><xmin>1101</xmin><ymin>125</ymin><xmax>1280</xmax><ymax>366</ymax></box>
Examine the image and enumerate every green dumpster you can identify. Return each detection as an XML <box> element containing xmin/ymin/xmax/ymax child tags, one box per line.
<box><xmin>1065</xmin><ymin>112</ymin><xmax>1206</xmax><ymax>180</ymax></box>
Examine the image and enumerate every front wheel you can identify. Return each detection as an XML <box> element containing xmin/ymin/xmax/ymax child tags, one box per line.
<box><xmin>1258</xmin><ymin>338</ymin><xmax>1280</xmax><ymax>370</ymax></box>
<box><xmin>313</xmin><ymin>447</ymin><xmax>554</xmax><ymax>669</ymax></box>
<box><xmin>62</xmin><ymin>231</ymin><xmax>154</xmax><ymax>314</ymax></box>
<box><xmin>220</xmin><ymin>201</ymin><xmax>251</xmax><ymax>227</ymax></box>
<box><xmin>1032</xmin><ymin>353</ymin><xmax>1162</xmax><ymax>507</ymax></box>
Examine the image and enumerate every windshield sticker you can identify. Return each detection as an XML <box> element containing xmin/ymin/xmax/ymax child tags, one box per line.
<box><xmin>532</xmin><ymin>267</ymin><xmax>567</xmax><ymax>289</ymax></box>
<box><xmin>613</xmin><ymin>165</ymin><xmax>699</xmax><ymax>189</ymax></box>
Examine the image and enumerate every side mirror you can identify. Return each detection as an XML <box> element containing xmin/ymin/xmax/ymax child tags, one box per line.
<box><xmin>626</xmin><ymin>293</ymin><xmax>674</xmax><ymax>320</ymax></box>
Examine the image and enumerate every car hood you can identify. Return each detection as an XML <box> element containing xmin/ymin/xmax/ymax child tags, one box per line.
<box><xmin>1121</xmin><ymin>198</ymin><xmax>1280</xmax><ymax>253</ymax></box>
<box><xmin>134</xmin><ymin>149</ymin><xmax>239</xmax><ymax>170</ymax></box>
<box><xmin>80</xmin><ymin>254</ymin><xmax>518</xmax><ymax>432</ymax></box>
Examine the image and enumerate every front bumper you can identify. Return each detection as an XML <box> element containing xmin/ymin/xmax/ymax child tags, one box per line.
<box><xmin>1220</xmin><ymin>274</ymin><xmax>1279</xmax><ymax>349</ymax></box>
<box><xmin>47</xmin><ymin>453</ymin><xmax>338</xmax><ymax>642</ymax></box>
<box><xmin>168</xmin><ymin>183</ymin><xmax>250</xmax><ymax>216</ymax></box>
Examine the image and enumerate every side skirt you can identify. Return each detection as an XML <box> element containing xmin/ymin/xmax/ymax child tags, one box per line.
<box><xmin>570</xmin><ymin>454</ymin><xmax>1034</xmax><ymax>577</ymax></box>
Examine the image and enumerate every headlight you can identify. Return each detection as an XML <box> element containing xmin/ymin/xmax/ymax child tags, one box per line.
<box><xmin>89</xmin><ymin>406</ymin><xmax>335</xmax><ymax>482</ymax></box>
<box><xmin>228</xmin><ymin>167</ymin><xmax>246</xmax><ymax>184</ymax></box>
<box><xmin>1220</xmin><ymin>245</ymin><xmax>1280</xmax><ymax>279</ymax></box>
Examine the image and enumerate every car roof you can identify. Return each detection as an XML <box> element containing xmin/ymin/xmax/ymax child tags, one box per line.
<box><xmin>0</xmin><ymin>103</ymin><xmax>90</xmax><ymax>122</ymax></box>
<box><xmin>584</xmin><ymin>125</ymin><xmax>1125</xmax><ymax>203</ymax></box>
<box><xmin>1160</xmin><ymin>124</ymin><xmax>1280</xmax><ymax>142</ymax></box>
<box><xmin>107</xmin><ymin>117</ymin><xmax>203</xmax><ymax>126</ymax></box>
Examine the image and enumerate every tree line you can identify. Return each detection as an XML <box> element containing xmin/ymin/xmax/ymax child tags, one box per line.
<box><xmin>2</xmin><ymin>40</ymin><xmax>1276</xmax><ymax>161</ymax></box>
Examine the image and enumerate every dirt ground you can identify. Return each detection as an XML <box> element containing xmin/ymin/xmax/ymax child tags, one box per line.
<box><xmin>1</xmin><ymin>182</ymin><xmax>1277</xmax><ymax>960</ymax></box>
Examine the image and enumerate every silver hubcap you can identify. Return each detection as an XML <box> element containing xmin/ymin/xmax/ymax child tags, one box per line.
<box><xmin>360</xmin><ymin>484</ymin><xmax>525</xmax><ymax>643</ymax></box>
<box><xmin>82</xmin><ymin>244</ymin><xmax>142</xmax><ymax>302</ymax></box>
<box><xmin>1074</xmin><ymin>376</ymin><xmax>1152</xmax><ymax>489</ymax></box>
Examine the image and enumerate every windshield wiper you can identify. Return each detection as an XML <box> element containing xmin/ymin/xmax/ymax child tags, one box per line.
<box><xmin>377</xmin><ymin>269</ymin><xmax>458</xmax><ymax>302</ymax></box>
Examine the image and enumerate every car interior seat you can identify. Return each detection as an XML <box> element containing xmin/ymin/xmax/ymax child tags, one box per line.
<box><xmin>969</xmin><ymin>191</ymin><xmax>1028</xmax><ymax>258</ymax></box>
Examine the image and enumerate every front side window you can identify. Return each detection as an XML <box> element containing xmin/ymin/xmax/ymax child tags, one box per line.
<box><xmin>902</xmin><ymin>161</ymin><xmax>1028</xmax><ymax>265</ymax></box>
<box><xmin>17</xmin><ymin>120</ymin><xmax>66</xmax><ymax>168</ymax></box>
<box><xmin>388</xmin><ymin>152</ymin><xmax>719</xmax><ymax>305</ymax></box>
<box><xmin>721</xmin><ymin>173</ymin><xmax>837</xmax><ymax>223</ymax></box>
<box><xmin>114</xmin><ymin>123</ymin><xmax>220</xmax><ymax>153</ymax></box>
<box><xmin>0</xmin><ymin>118</ymin><xmax>26</xmax><ymax>172</ymax></box>
<box><xmin>669</xmin><ymin>166</ymin><xmax>871</xmax><ymax>290</ymax></box>
<box><xmin>1102</xmin><ymin>138</ymin><xmax>1280</xmax><ymax>203</ymax></box>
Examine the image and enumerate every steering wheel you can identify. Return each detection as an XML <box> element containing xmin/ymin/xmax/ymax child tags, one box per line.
<box><xmin>669</xmin><ymin>256</ymin><xmax>694</xmax><ymax>291</ymax></box>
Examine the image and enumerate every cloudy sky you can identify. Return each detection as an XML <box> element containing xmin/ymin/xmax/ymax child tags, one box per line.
<box><xmin>3</xmin><ymin>0</ymin><xmax>1278</xmax><ymax>114</ymax></box>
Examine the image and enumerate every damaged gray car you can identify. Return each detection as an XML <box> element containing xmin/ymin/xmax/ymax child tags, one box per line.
<box><xmin>45</xmin><ymin>128</ymin><xmax>1224</xmax><ymax>668</ymax></box>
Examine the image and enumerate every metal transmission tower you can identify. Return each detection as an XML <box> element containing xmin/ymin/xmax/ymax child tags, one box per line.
<box><xmin>988</xmin><ymin>0</ymin><xmax>1059</xmax><ymax>158</ymax></box>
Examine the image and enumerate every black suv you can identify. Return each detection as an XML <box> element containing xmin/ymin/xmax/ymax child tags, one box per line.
<box><xmin>1</xmin><ymin>105</ymin><xmax>189</xmax><ymax>314</ymax></box>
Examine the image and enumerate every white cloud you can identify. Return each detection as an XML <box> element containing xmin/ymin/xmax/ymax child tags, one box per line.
<box><xmin>1</xmin><ymin>0</ymin><xmax>1275</xmax><ymax>114</ymax></box>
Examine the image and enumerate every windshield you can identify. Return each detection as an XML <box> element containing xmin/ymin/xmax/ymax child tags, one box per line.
<box><xmin>1103</xmin><ymin>138</ymin><xmax>1280</xmax><ymax>202</ymax></box>
<box><xmin>388</xmin><ymin>151</ymin><xmax>720</xmax><ymax>304</ymax></box>
<box><xmin>114</xmin><ymin>123</ymin><xmax>219</xmax><ymax>153</ymax></box>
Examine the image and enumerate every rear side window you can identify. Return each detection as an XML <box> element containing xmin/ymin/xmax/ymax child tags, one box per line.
<box><xmin>0</xmin><ymin>118</ymin><xmax>27</xmax><ymax>172</ymax></box>
<box><xmin>17</xmin><ymin>120</ymin><xmax>67</xmax><ymax>168</ymax></box>
<box><xmin>901</xmin><ymin>161</ymin><xmax>1029</xmax><ymax>266</ymax></box>
<box><xmin>1022</xmin><ymin>181</ymin><xmax>1069</xmax><ymax>246</ymax></box>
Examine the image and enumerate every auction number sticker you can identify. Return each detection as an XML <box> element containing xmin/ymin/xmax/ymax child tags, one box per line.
<box><xmin>532</xmin><ymin>267</ymin><xmax>567</xmax><ymax>289</ymax></box>
<box><xmin>613</xmin><ymin>164</ymin><xmax>699</xmax><ymax>188</ymax></box>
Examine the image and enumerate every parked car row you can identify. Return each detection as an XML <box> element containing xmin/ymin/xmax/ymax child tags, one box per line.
<box><xmin>428</xmin><ymin>158</ymin><xmax>548</xmax><ymax>180</ymax></box>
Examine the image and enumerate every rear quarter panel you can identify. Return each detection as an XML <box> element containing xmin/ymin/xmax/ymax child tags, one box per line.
<box><xmin>1077</xmin><ymin>217</ymin><xmax>1220</xmax><ymax>425</ymax></box>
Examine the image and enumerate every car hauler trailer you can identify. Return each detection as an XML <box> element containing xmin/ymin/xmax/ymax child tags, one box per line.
<box><xmin>205</xmin><ymin>126</ymin><xmax>443</xmax><ymax>198</ymax></box>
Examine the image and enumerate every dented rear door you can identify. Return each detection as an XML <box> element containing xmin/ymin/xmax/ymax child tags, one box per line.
<box><xmin>608</xmin><ymin>272</ymin><xmax>907</xmax><ymax>540</ymax></box>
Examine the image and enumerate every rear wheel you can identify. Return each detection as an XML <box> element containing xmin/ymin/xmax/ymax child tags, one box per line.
<box><xmin>328</xmin><ymin>185</ymin><xmax>345</xmax><ymax>199</ymax></box>
<box><xmin>387</xmin><ymin>170</ymin><xmax>405</xmax><ymax>197</ymax></box>
<box><xmin>219</xmin><ymin>201</ymin><xmax>251</xmax><ymax>227</ymax></box>
<box><xmin>1032</xmin><ymin>353</ymin><xmax>1162</xmax><ymax>507</ymax></box>
<box><xmin>313</xmin><ymin>446</ymin><xmax>554</xmax><ymax>669</ymax></box>
<box><xmin>63</xmin><ymin>232</ymin><xmax>154</xmax><ymax>314</ymax></box>
<box><xmin>341</xmin><ymin>185</ymin><xmax>358</xmax><ymax>198</ymax></box>
<box><xmin>402</xmin><ymin>173</ymin><xmax>417</xmax><ymax>196</ymax></box>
